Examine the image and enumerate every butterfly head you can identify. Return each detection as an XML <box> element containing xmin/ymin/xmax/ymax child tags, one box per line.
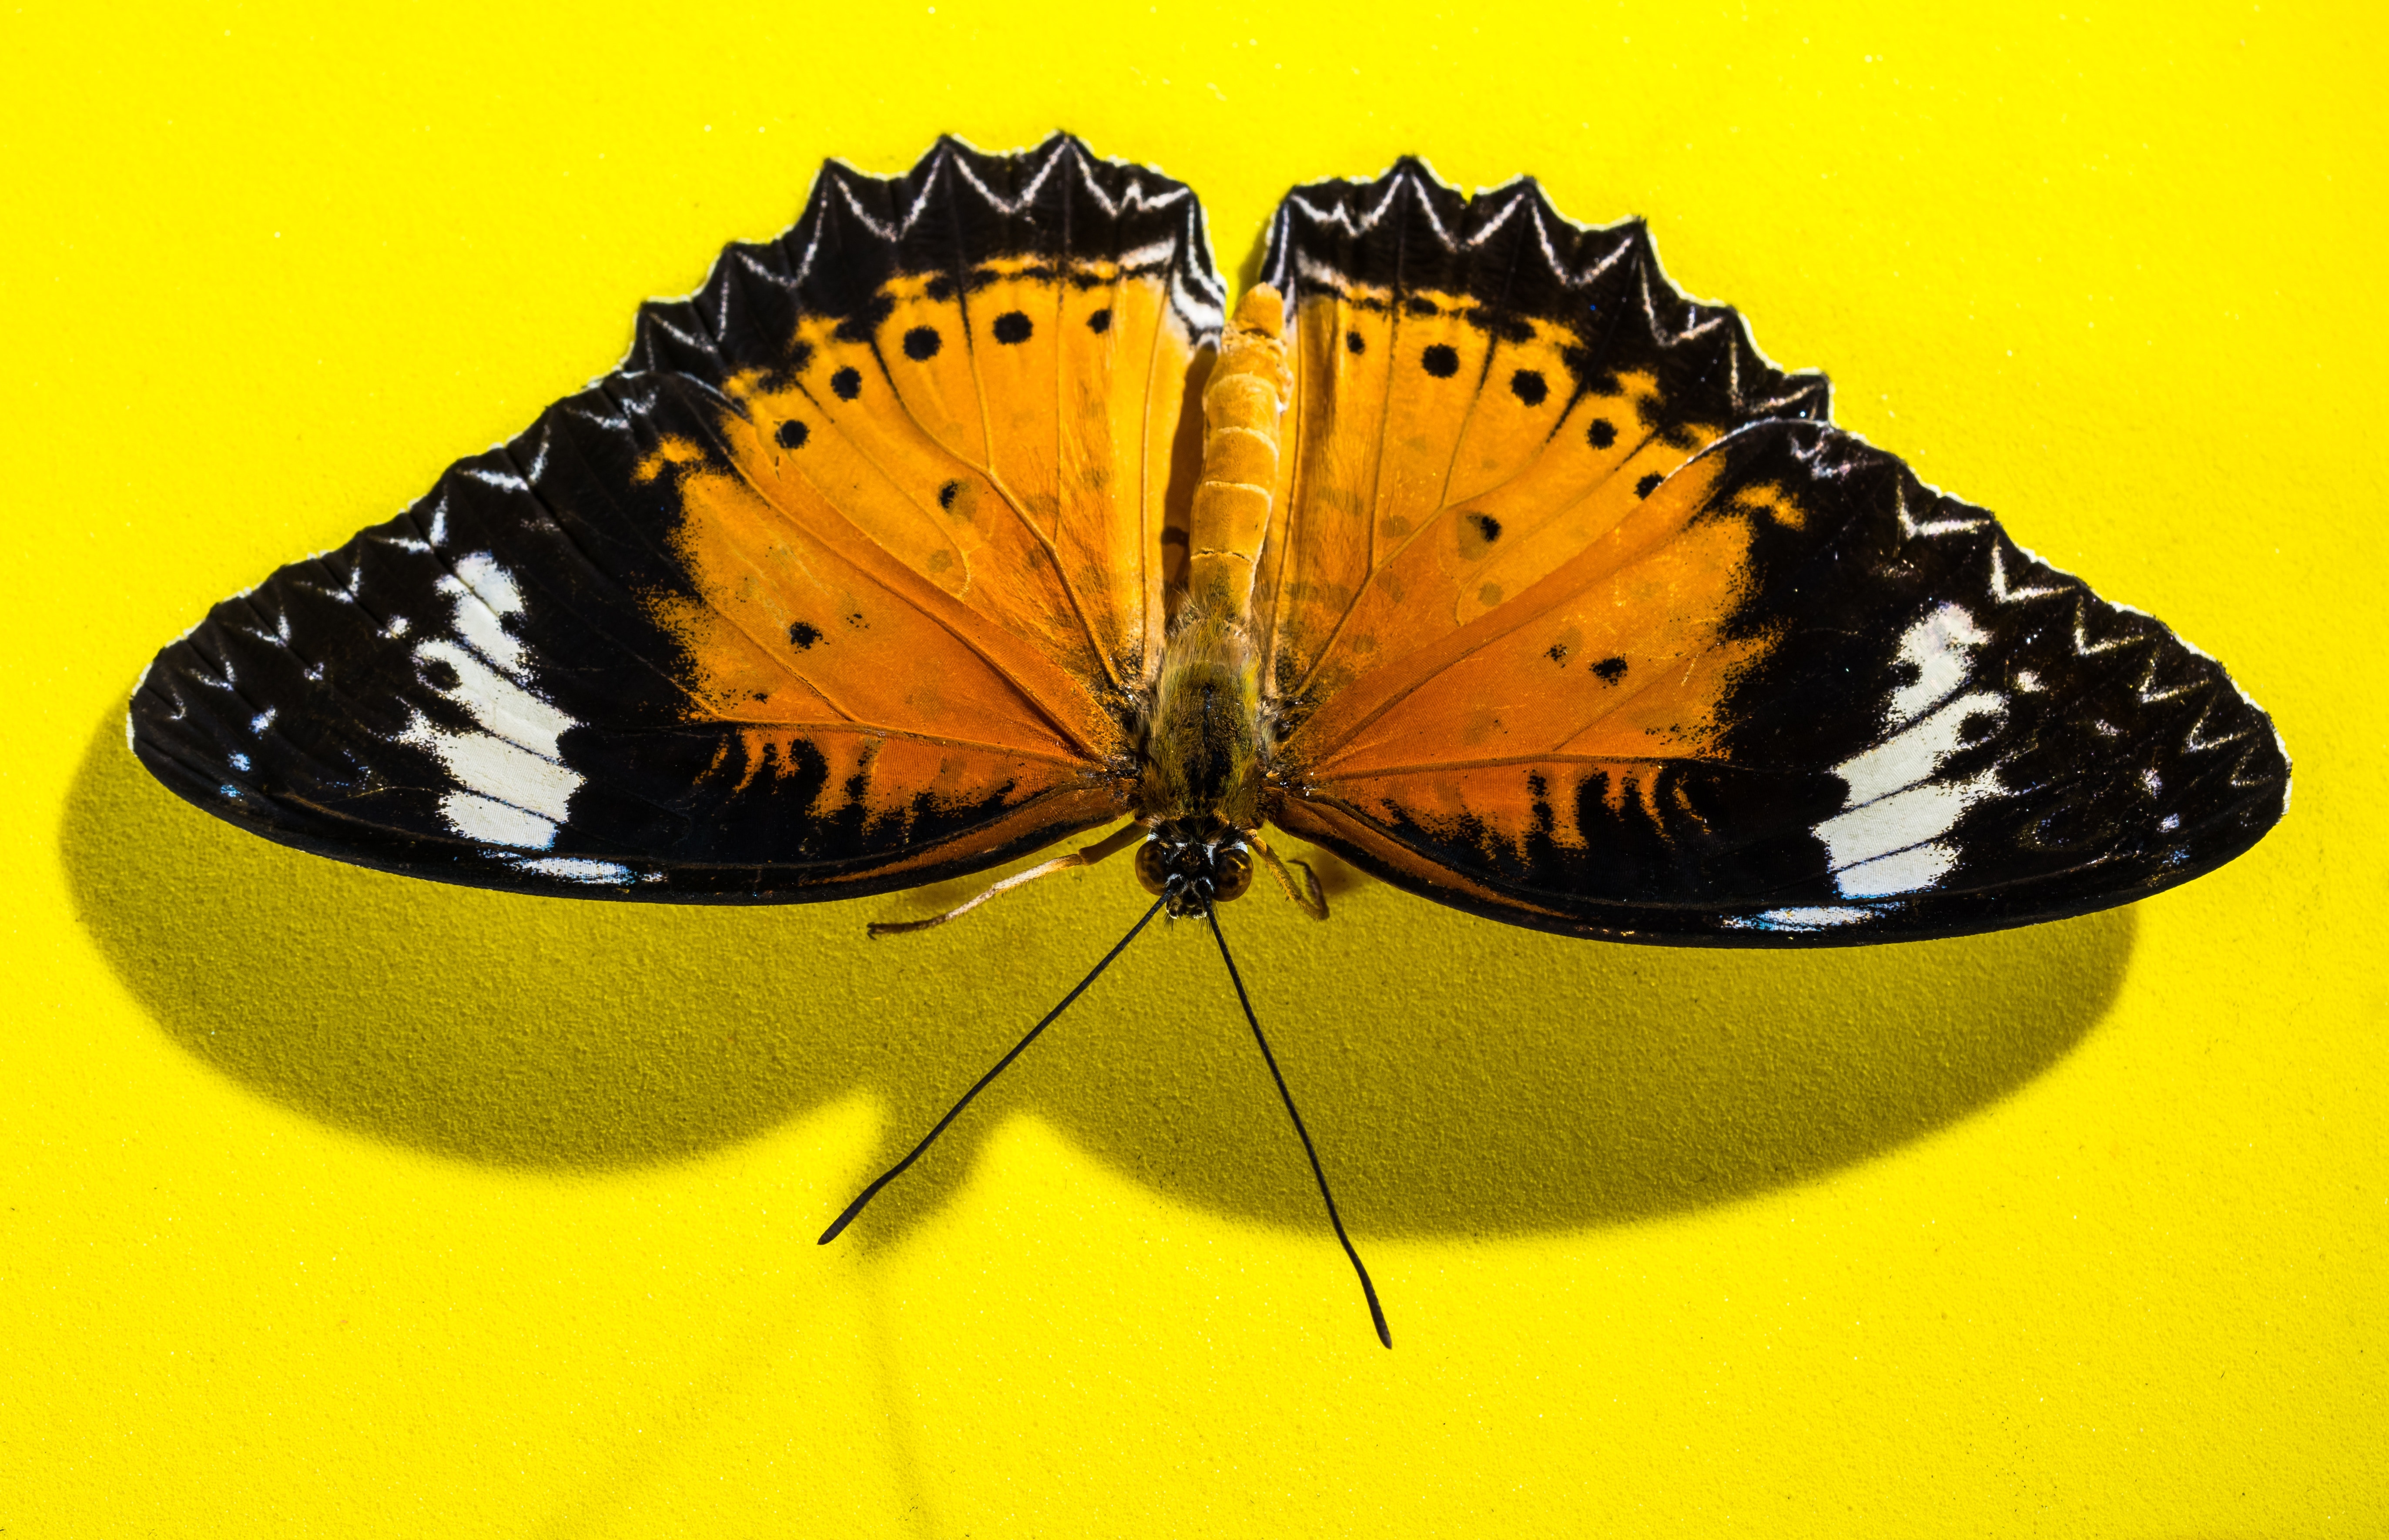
<box><xmin>1134</xmin><ymin>816</ymin><xmax>1255</xmax><ymax>918</ymax></box>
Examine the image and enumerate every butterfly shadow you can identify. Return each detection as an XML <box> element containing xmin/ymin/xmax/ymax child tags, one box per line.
<box><xmin>61</xmin><ymin>712</ymin><xmax>2135</xmax><ymax>1243</ymax></box>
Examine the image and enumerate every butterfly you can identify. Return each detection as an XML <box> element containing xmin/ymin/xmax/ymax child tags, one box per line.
<box><xmin>129</xmin><ymin>134</ymin><xmax>2290</xmax><ymax>1347</ymax></box>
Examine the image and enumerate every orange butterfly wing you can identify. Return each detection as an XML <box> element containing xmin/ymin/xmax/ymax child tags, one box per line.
<box><xmin>1254</xmin><ymin>166</ymin><xmax>2286</xmax><ymax>942</ymax></box>
<box><xmin>131</xmin><ymin>138</ymin><xmax>1220</xmax><ymax>899</ymax></box>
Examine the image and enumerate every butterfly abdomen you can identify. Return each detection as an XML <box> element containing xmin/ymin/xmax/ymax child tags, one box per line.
<box><xmin>1186</xmin><ymin>285</ymin><xmax>1291</xmax><ymax>622</ymax></box>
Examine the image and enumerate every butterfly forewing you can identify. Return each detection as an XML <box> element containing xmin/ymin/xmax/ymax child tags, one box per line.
<box><xmin>1250</xmin><ymin>163</ymin><xmax>1831</xmax><ymax>723</ymax></box>
<box><xmin>132</xmin><ymin>136</ymin><xmax>1221</xmax><ymax>900</ymax></box>
<box><xmin>1255</xmin><ymin>161</ymin><xmax>2285</xmax><ymax>942</ymax></box>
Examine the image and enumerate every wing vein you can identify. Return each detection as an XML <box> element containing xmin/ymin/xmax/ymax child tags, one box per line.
<box><xmin>943</xmin><ymin>166</ymin><xmax>1124</xmax><ymax>698</ymax></box>
<box><xmin>683</xmin><ymin>379</ymin><xmax>1124</xmax><ymax>760</ymax></box>
<box><xmin>1137</xmin><ymin>238</ymin><xmax>1174</xmax><ymax>676</ymax></box>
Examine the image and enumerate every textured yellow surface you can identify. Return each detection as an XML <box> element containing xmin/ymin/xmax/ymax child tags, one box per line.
<box><xmin>6</xmin><ymin>1</ymin><xmax>2384</xmax><ymax>1533</ymax></box>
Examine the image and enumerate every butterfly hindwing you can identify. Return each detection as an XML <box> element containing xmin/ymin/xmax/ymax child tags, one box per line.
<box><xmin>1270</xmin><ymin>418</ymin><xmax>2291</xmax><ymax>941</ymax></box>
<box><xmin>132</xmin><ymin>136</ymin><xmax>1221</xmax><ymax>900</ymax></box>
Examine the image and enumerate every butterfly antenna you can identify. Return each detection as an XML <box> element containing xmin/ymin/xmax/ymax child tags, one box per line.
<box><xmin>819</xmin><ymin>893</ymin><xmax>1169</xmax><ymax>1245</ymax></box>
<box><xmin>1204</xmin><ymin>906</ymin><xmax>1393</xmax><ymax>1349</ymax></box>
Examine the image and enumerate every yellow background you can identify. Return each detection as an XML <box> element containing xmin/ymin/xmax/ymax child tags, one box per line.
<box><xmin>6</xmin><ymin>0</ymin><xmax>2383</xmax><ymax>1533</ymax></box>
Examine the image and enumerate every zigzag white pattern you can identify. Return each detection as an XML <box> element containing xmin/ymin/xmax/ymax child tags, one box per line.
<box><xmin>294</xmin><ymin>559</ymin><xmax>367</xmax><ymax>606</ymax></box>
<box><xmin>2183</xmin><ymin>695</ymin><xmax>2258</xmax><ymax>754</ymax></box>
<box><xmin>1894</xmin><ymin>482</ymin><xmax>1990</xmax><ymax>539</ymax></box>
<box><xmin>558</xmin><ymin>400</ymin><xmax>630</xmax><ymax>434</ymax></box>
<box><xmin>642</xmin><ymin>312</ymin><xmax>710</xmax><ymax>352</ymax></box>
<box><xmin>1276</xmin><ymin>171</ymin><xmax>1592</xmax><ymax>278</ymax></box>
<box><xmin>632</xmin><ymin>137</ymin><xmax>1224</xmax><ymax>352</ymax></box>
<box><xmin>230</xmin><ymin>606</ymin><xmax>295</xmax><ymax>649</ymax></box>
<box><xmin>2070</xmin><ymin>605</ymin><xmax>2140</xmax><ymax>656</ymax></box>
<box><xmin>1988</xmin><ymin>542</ymin><xmax>2067</xmax><ymax>603</ymax></box>
<box><xmin>189</xmin><ymin>653</ymin><xmax>238</xmax><ymax>690</ymax></box>
<box><xmin>2130</xmin><ymin>652</ymin><xmax>2198</xmax><ymax>705</ymax></box>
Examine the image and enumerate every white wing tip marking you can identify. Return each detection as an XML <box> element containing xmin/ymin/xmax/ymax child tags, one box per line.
<box><xmin>1813</xmin><ymin>605</ymin><xmax>2010</xmax><ymax>897</ymax></box>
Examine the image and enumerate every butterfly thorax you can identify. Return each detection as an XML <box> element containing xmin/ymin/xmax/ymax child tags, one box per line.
<box><xmin>1136</xmin><ymin>604</ymin><xmax>1266</xmax><ymax>832</ymax></box>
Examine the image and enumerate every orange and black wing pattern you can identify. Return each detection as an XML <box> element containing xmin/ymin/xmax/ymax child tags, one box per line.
<box><xmin>131</xmin><ymin>137</ymin><xmax>1220</xmax><ymax>900</ymax></box>
<box><xmin>1256</xmin><ymin>164</ymin><xmax>2288</xmax><ymax>943</ymax></box>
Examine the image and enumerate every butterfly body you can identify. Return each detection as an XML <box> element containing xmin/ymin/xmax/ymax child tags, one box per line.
<box><xmin>1123</xmin><ymin>284</ymin><xmax>1296</xmax><ymax>915</ymax></box>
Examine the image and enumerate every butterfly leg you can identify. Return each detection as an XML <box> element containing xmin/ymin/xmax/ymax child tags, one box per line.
<box><xmin>1247</xmin><ymin>830</ymin><xmax>1329</xmax><ymax>921</ymax></box>
<box><xmin>866</xmin><ymin>820</ymin><xmax>1149</xmax><ymax>938</ymax></box>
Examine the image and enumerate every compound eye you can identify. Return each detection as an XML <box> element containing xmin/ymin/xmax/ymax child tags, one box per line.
<box><xmin>1134</xmin><ymin>838</ymin><xmax>1170</xmax><ymax>897</ymax></box>
<box><xmin>1213</xmin><ymin>844</ymin><xmax>1254</xmax><ymax>902</ymax></box>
